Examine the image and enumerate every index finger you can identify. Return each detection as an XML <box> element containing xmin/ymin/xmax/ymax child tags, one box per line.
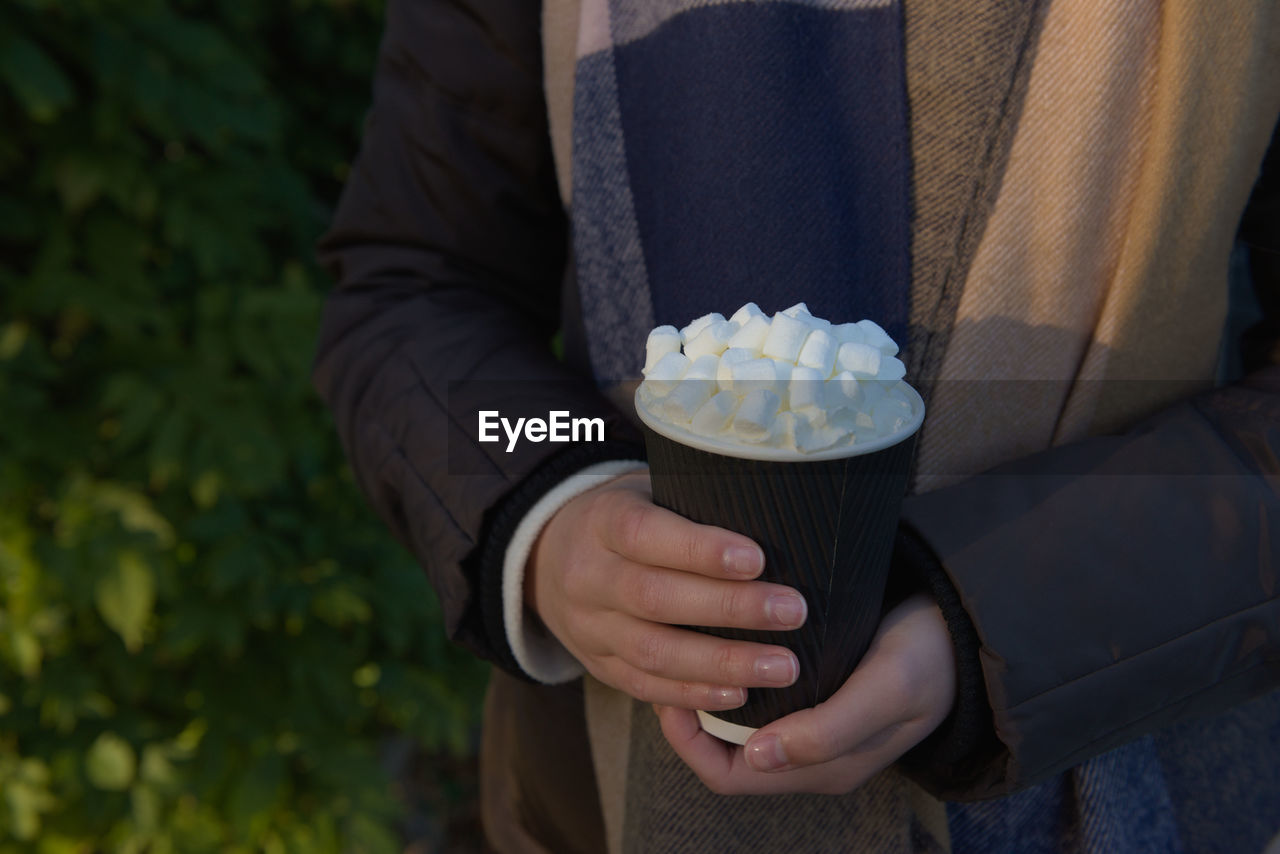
<box><xmin>599</xmin><ymin>489</ymin><xmax>764</xmax><ymax>579</ymax></box>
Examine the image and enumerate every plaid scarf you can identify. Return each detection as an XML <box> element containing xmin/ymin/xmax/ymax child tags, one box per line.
<box><xmin>554</xmin><ymin>0</ymin><xmax>1280</xmax><ymax>850</ymax></box>
<box><xmin>569</xmin><ymin>0</ymin><xmax>910</xmax><ymax>387</ymax></box>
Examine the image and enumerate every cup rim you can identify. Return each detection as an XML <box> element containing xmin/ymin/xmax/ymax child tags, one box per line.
<box><xmin>634</xmin><ymin>382</ymin><xmax>925</xmax><ymax>462</ymax></box>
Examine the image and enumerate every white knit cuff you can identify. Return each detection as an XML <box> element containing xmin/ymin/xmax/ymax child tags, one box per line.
<box><xmin>503</xmin><ymin>460</ymin><xmax>649</xmax><ymax>683</ymax></box>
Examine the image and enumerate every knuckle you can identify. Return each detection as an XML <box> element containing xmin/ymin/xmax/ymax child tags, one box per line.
<box><xmin>718</xmin><ymin>584</ymin><xmax>747</xmax><ymax>625</ymax></box>
<box><xmin>627</xmin><ymin>670</ymin><xmax>649</xmax><ymax>702</ymax></box>
<box><xmin>633</xmin><ymin>630</ymin><xmax>666</xmax><ymax>674</ymax></box>
<box><xmin>632</xmin><ymin>571</ymin><xmax>666</xmax><ymax>620</ymax></box>
<box><xmin>559</xmin><ymin>556</ymin><xmax>591</xmax><ymax>595</ymax></box>
<box><xmin>713</xmin><ymin>642</ymin><xmax>738</xmax><ymax>683</ymax></box>
<box><xmin>795</xmin><ymin>729</ymin><xmax>838</xmax><ymax>766</ymax></box>
<box><xmin>584</xmin><ymin>487</ymin><xmax>617</xmax><ymax>528</ymax></box>
<box><xmin>615</xmin><ymin>500</ymin><xmax>651</xmax><ymax>554</ymax></box>
<box><xmin>681</xmin><ymin>531</ymin><xmax>705</xmax><ymax>570</ymax></box>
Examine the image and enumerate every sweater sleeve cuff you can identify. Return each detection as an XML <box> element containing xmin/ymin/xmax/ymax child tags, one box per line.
<box><xmin>473</xmin><ymin>439</ymin><xmax>646</xmax><ymax>679</ymax></box>
<box><xmin>895</xmin><ymin>523</ymin><xmax>1005</xmax><ymax>796</ymax></box>
<box><xmin>502</xmin><ymin>460</ymin><xmax>649</xmax><ymax>683</ymax></box>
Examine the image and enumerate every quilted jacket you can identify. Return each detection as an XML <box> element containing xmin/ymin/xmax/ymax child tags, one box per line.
<box><xmin>314</xmin><ymin>0</ymin><xmax>1280</xmax><ymax>802</ymax></box>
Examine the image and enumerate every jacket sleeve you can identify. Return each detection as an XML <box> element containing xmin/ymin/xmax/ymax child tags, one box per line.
<box><xmin>898</xmin><ymin>126</ymin><xmax>1280</xmax><ymax>801</ymax></box>
<box><xmin>312</xmin><ymin>0</ymin><xmax>643</xmax><ymax>675</ymax></box>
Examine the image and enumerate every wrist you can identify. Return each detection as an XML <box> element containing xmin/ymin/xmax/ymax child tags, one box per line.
<box><xmin>502</xmin><ymin>460</ymin><xmax>647</xmax><ymax>683</ymax></box>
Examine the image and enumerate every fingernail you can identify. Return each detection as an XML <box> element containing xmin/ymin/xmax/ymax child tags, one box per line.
<box><xmin>723</xmin><ymin>545</ymin><xmax>763</xmax><ymax>577</ymax></box>
<box><xmin>754</xmin><ymin>654</ymin><xmax>797</xmax><ymax>685</ymax></box>
<box><xmin>746</xmin><ymin>734</ymin><xmax>787</xmax><ymax>772</ymax></box>
<box><xmin>713</xmin><ymin>687</ymin><xmax>746</xmax><ymax>708</ymax></box>
<box><xmin>766</xmin><ymin>593</ymin><xmax>806</xmax><ymax>627</ymax></box>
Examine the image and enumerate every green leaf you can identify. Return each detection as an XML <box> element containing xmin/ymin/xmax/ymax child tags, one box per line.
<box><xmin>140</xmin><ymin>744</ymin><xmax>177</xmax><ymax>787</ymax></box>
<box><xmin>94</xmin><ymin>551</ymin><xmax>155</xmax><ymax>653</ymax></box>
<box><xmin>227</xmin><ymin>754</ymin><xmax>285</xmax><ymax>837</ymax></box>
<box><xmin>91</xmin><ymin>482</ymin><xmax>177</xmax><ymax>547</ymax></box>
<box><xmin>0</xmin><ymin>34</ymin><xmax>75</xmax><ymax>122</ymax></box>
<box><xmin>1</xmin><ymin>756</ymin><xmax>55</xmax><ymax>841</ymax></box>
<box><xmin>10</xmin><ymin>628</ymin><xmax>42</xmax><ymax>678</ymax></box>
<box><xmin>190</xmin><ymin>469</ymin><xmax>222</xmax><ymax>509</ymax></box>
<box><xmin>0</xmin><ymin>321</ymin><xmax>29</xmax><ymax>359</ymax></box>
<box><xmin>131</xmin><ymin>782</ymin><xmax>161</xmax><ymax>832</ymax></box>
<box><xmin>53</xmin><ymin>157</ymin><xmax>106</xmax><ymax>214</ymax></box>
<box><xmin>345</xmin><ymin>812</ymin><xmax>399</xmax><ymax>854</ymax></box>
<box><xmin>310</xmin><ymin>586</ymin><xmax>372</xmax><ymax>628</ymax></box>
<box><xmin>86</xmin><ymin>732</ymin><xmax>136</xmax><ymax>791</ymax></box>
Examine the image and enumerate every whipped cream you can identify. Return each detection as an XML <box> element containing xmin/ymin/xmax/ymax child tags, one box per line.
<box><xmin>636</xmin><ymin>303</ymin><xmax>923</xmax><ymax>457</ymax></box>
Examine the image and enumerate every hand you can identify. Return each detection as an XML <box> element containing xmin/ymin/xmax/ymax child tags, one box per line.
<box><xmin>654</xmin><ymin>593</ymin><xmax>955</xmax><ymax>795</ymax></box>
<box><xmin>526</xmin><ymin>471</ymin><xmax>808</xmax><ymax>712</ymax></box>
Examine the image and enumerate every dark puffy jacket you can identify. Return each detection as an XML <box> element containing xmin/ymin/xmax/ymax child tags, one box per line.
<box><xmin>313</xmin><ymin>0</ymin><xmax>1280</xmax><ymax>799</ymax></box>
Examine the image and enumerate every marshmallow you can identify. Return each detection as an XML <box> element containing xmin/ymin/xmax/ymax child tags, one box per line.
<box><xmin>796</xmin><ymin>328</ymin><xmax>838</xmax><ymax>378</ymax></box>
<box><xmin>681</xmin><ymin>312</ymin><xmax>725</xmax><ymax>343</ymax></box>
<box><xmin>643</xmin><ymin>325</ymin><xmax>682</xmax><ymax>374</ymax></box>
<box><xmin>762</xmin><ymin>311</ymin><xmax>812</xmax><ymax>363</ymax></box>
<box><xmin>835</xmin><ymin>341</ymin><xmax>881</xmax><ymax>378</ymax></box>
<box><xmin>826</xmin><ymin>371</ymin><xmax>864</xmax><ymax>413</ymax></box>
<box><xmin>770</xmin><ymin>410</ymin><xmax>802</xmax><ymax>448</ymax></box>
<box><xmin>661</xmin><ymin>375</ymin><xmax>715</xmax><ymax>424</ymax></box>
<box><xmin>691</xmin><ymin>390</ymin><xmax>741</xmax><ymax>435</ymax></box>
<box><xmin>871</xmin><ymin>396</ymin><xmax>912</xmax><ymax>436</ymax></box>
<box><xmin>772</xmin><ymin>410</ymin><xmax>835</xmax><ymax>451</ymax></box>
<box><xmin>640</xmin><ymin>306</ymin><xmax>915</xmax><ymax>454</ymax></box>
<box><xmin>731</xmin><ymin>357</ymin><xmax>784</xmax><ymax>399</ymax></box>
<box><xmin>645</xmin><ymin>351</ymin><xmax>691</xmax><ymax>395</ymax></box>
<box><xmin>733</xmin><ymin>388</ymin><xmax>781</xmax><ymax>442</ymax></box>
<box><xmin>729</xmin><ymin>302</ymin><xmax>767</xmax><ymax>327</ymax></box>
<box><xmin>773</xmin><ymin>360</ymin><xmax>793</xmax><ymax>408</ymax></box>
<box><xmin>789</xmin><ymin>365</ymin><xmax>826</xmax><ymax>412</ymax></box>
<box><xmin>717</xmin><ymin>348</ymin><xmax>753</xmax><ymax>391</ymax></box>
<box><xmin>852</xmin><ymin>410</ymin><xmax>878</xmax><ymax>442</ymax></box>
<box><xmin>728</xmin><ymin>315</ymin><xmax>771</xmax><ymax>355</ymax></box>
<box><xmin>686</xmin><ymin>353</ymin><xmax>719</xmax><ymax>378</ymax></box>
<box><xmin>782</xmin><ymin>303</ymin><xmax>831</xmax><ymax>334</ymax></box>
<box><xmin>684</xmin><ymin>320</ymin><xmax>739</xmax><ymax>360</ymax></box>
<box><xmin>832</xmin><ymin>323</ymin><xmax>866</xmax><ymax>345</ymax></box>
<box><xmin>797</xmin><ymin>419</ymin><xmax>846</xmax><ymax>452</ymax></box>
<box><xmin>857</xmin><ymin>319</ymin><xmax>899</xmax><ymax>356</ymax></box>
<box><xmin>860</xmin><ymin>377</ymin><xmax>887</xmax><ymax>408</ymax></box>
<box><xmin>876</xmin><ymin>356</ymin><xmax>906</xmax><ymax>383</ymax></box>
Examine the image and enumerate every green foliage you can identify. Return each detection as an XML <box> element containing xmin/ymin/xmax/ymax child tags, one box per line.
<box><xmin>0</xmin><ymin>1</ymin><xmax>490</xmax><ymax>849</ymax></box>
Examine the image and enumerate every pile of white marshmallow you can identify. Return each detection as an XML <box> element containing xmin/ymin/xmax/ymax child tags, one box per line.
<box><xmin>637</xmin><ymin>302</ymin><xmax>918</xmax><ymax>453</ymax></box>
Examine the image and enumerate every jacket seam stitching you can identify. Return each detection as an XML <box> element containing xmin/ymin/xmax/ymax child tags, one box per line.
<box><xmin>400</xmin><ymin>345</ymin><xmax>512</xmax><ymax>482</ymax></box>
<box><xmin>1025</xmin><ymin>658</ymin><xmax>1279</xmax><ymax>780</ymax></box>
<box><xmin>995</xmin><ymin>595</ymin><xmax>1278</xmax><ymax>711</ymax></box>
<box><xmin>375</xmin><ymin>422</ymin><xmax>473</xmax><ymax>548</ymax></box>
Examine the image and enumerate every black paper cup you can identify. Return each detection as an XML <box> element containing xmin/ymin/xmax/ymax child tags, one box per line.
<box><xmin>635</xmin><ymin>385</ymin><xmax>924</xmax><ymax>743</ymax></box>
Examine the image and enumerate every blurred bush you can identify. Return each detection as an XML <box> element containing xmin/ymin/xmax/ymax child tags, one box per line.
<box><xmin>0</xmin><ymin>1</ymin><xmax>489</xmax><ymax>850</ymax></box>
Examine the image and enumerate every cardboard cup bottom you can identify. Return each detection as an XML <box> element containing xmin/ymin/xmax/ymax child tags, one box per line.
<box><xmin>696</xmin><ymin>710</ymin><xmax>758</xmax><ymax>746</ymax></box>
<box><xmin>638</xmin><ymin>390</ymin><xmax>922</xmax><ymax>736</ymax></box>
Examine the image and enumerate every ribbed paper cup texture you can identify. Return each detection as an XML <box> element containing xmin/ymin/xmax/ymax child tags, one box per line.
<box><xmin>636</xmin><ymin>386</ymin><xmax>924</xmax><ymax>738</ymax></box>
